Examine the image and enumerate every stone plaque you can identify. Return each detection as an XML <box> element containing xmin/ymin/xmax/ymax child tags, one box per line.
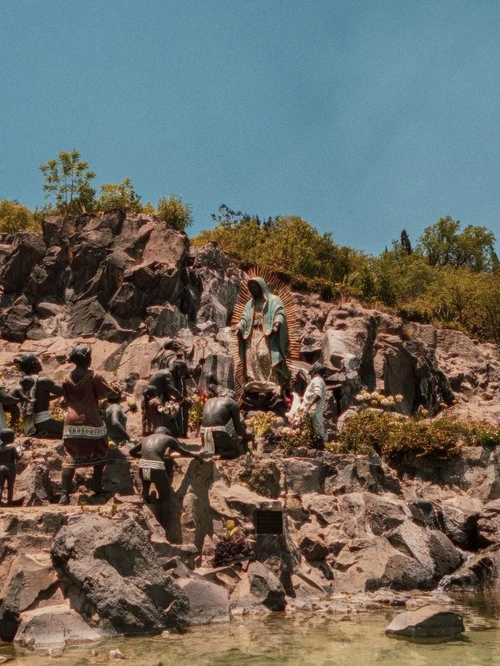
<box><xmin>255</xmin><ymin>510</ymin><xmax>283</xmax><ymax>535</ymax></box>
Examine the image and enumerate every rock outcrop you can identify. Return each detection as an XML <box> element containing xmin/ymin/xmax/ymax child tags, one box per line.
<box><xmin>0</xmin><ymin>213</ymin><xmax>498</xmax><ymax>422</ymax></box>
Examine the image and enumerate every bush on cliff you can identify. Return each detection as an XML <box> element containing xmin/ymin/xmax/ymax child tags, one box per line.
<box><xmin>0</xmin><ymin>200</ymin><xmax>41</xmax><ymax>233</ymax></box>
<box><xmin>337</xmin><ymin>411</ymin><xmax>500</xmax><ymax>459</ymax></box>
<box><xmin>156</xmin><ymin>194</ymin><xmax>193</xmax><ymax>231</ymax></box>
<box><xmin>193</xmin><ymin>206</ymin><xmax>365</xmax><ymax>295</ymax></box>
<box><xmin>96</xmin><ymin>177</ymin><xmax>144</xmax><ymax>213</ymax></box>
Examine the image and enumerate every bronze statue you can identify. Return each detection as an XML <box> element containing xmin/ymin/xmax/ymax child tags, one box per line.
<box><xmin>60</xmin><ymin>344</ymin><xmax>114</xmax><ymax>505</ymax></box>
<box><xmin>0</xmin><ymin>428</ymin><xmax>21</xmax><ymax>506</ymax></box>
<box><xmin>0</xmin><ymin>376</ymin><xmax>22</xmax><ymax>431</ymax></box>
<box><xmin>200</xmin><ymin>395</ymin><xmax>252</xmax><ymax>459</ymax></box>
<box><xmin>151</xmin><ymin>342</ymin><xmax>203</xmax><ymax>437</ymax></box>
<box><xmin>142</xmin><ymin>384</ymin><xmax>177</xmax><ymax>436</ymax></box>
<box><xmin>13</xmin><ymin>353</ymin><xmax>64</xmax><ymax>438</ymax></box>
<box><xmin>103</xmin><ymin>389</ymin><xmax>134</xmax><ymax>446</ymax></box>
<box><xmin>129</xmin><ymin>426</ymin><xmax>201</xmax><ymax>503</ymax></box>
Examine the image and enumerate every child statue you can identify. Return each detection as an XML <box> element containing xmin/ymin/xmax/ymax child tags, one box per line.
<box><xmin>0</xmin><ymin>428</ymin><xmax>22</xmax><ymax>506</ymax></box>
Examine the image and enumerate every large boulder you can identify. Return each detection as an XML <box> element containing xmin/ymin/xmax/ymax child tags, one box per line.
<box><xmin>323</xmin><ymin>455</ymin><xmax>401</xmax><ymax>495</ymax></box>
<box><xmin>230</xmin><ymin>561</ymin><xmax>286</xmax><ymax>611</ymax></box>
<box><xmin>333</xmin><ymin>536</ymin><xmax>432</xmax><ymax>592</ymax></box>
<box><xmin>283</xmin><ymin>459</ymin><xmax>323</xmax><ymax>495</ymax></box>
<box><xmin>0</xmin><ymin>553</ymin><xmax>59</xmax><ymax>641</ymax></box>
<box><xmin>15</xmin><ymin>604</ymin><xmax>104</xmax><ymax>649</ymax></box>
<box><xmin>440</xmin><ymin>545</ymin><xmax>500</xmax><ymax>591</ymax></box>
<box><xmin>0</xmin><ymin>233</ymin><xmax>46</xmax><ymax>294</ymax></box>
<box><xmin>178</xmin><ymin>578</ymin><xmax>231</xmax><ymax>625</ymax></box>
<box><xmin>52</xmin><ymin>513</ymin><xmax>189</xmax><ymax>634</ymax></box>
<box><xmin>385</xmin><ymin>605</ymin><xmax>464</xmax><ymax>639</ymax></box>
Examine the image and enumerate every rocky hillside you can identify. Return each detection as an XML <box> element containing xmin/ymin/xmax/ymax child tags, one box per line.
<box><xmin>0</xmin><ymin>212</ymin><xmax>499</xmax><ymax>423</ymax></box>
<box><xmin>0</xmin><ymin>213</ymin><xmax>499</xmax><ymax>652</ymax></box>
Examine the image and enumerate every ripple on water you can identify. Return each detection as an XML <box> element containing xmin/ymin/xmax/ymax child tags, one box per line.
<box><xmin>1</xmin><ymin>596</ymin><xmax>499</xmax><ymax>666</ymax></box>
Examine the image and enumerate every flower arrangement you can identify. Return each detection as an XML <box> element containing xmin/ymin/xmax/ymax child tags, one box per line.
<box><xmin>188</xmin><ymin>390</ymin><xmax>209</xmax><ymax>433</ymax></box>
<box><xmin>161</xmin><ymin>400</ymin><xmax>180</xmax><ymax>418</ymax></box>
<box><xmin>212</xmin><ymin>518</ymin><xmax>254</xmax><ymax>567</ymax></box>
<box><xmin>246</xmin><ymin>411</ymin><xmax>279</xmax><ymax>437</ymax></box>
<box><xmin>355</xmin><ymin>391</ymin><xmax>404</xmax><ymax>411</ymax></box>
<box><xmin>270</xmin><ymin>412</ymin><xmax>324</xmax><ymax>452</ymax></box>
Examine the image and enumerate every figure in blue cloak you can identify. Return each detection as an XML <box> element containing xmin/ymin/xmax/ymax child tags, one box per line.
<box><xmin>235</xmin><ymin>277</ymin><xmax>290</xmax><ymax>396</ymax></box>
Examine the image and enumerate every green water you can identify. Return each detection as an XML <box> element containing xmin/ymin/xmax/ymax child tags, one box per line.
<box><xmin>2</xmin><ymin>595</ymin><xmax>499</xmax><ymax>666</ymax></box>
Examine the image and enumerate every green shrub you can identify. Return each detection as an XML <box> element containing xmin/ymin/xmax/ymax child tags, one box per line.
<box><xmin>96</xmin><ymin>178</ymin><xmax>143</xmax><ymax>213</ymax></box>
<box><xmin>337</xmin><ymin>410</ymin><xmax>398</xmax><ymax>455</ymax></box>
<box><xmin>157</xmin><ymin>194</ymin><xmax>193</xmax><ymax>231</ymax></box>
<box><xmin>469</xmin><ymin>421</ymin><xmax>500</xmax><ymax>447</ymax></box>
<box><xmin>383</xmin><ymin>416</ymin><xmax>465</xmax><ymax>459</ymax></box>
<box><xmin>0</xmin><ymin>200</ymin><xmax>40</xmax><ymax>233</ymax></box>
<box><xmin>338</xmin><ymin>412</ymin><xmax>467</xmax><ymax>459</ymax></box>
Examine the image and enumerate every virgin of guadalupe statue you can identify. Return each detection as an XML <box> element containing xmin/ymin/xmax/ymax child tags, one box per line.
<box><xmin>233</xmin><ymin>275</ymin><xmax>300</xmax><ymax>409</ymax></box>
<box><xmin>236</xmin><ymin>277</ymin><xmax>290</xmax><ymax>389</ymax></box>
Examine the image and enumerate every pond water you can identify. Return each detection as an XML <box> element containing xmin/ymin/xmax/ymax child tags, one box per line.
<box><xmin>2</xmin><ymin>594</ymin><xmax>499</xmax><ymax>666</ymax></box>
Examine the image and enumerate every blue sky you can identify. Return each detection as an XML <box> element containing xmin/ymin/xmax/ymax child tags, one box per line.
<box><xmin>1</xmin><ymin>0</ymin><xmax>499</xmax><ymax>254</ymax></box>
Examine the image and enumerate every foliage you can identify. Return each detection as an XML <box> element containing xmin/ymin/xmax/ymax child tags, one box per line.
<box><xmin>364</xmin><ymin>249</ymin><xmax>437</xmax><ymax>307</ymax></box>
<box><xmin>188</xmin><ymin>390</ymin><xmax>208</xmax><ymax>433</ymax></box>
<box><xmin>193</xmin><ymin>205</ymin><xmax>366</xmax><ymax>296</ymax></box>
<box><xmin>96</xmin><ymin>178</ymin><xmax>143</xmax><ymax>213</ymax></box>
<box><xmin>382</xmin><ymin>417</ymin><xmax>466</xmax><ymax>459</ymax></box>
<box><xmin>270</xmin><ymin>413</ymin><xmax>325</xmax><ymax>452</ymax></box>
<box><xmin>404</xmin><ymin>268</ymin><xmax>500</xmax><ymax>344</ymax></box>
<box><xmin>0</xmin><ymin>200</ymin><xmax>40</xmax><ymax>233</ymax></box>
<box><xmin>338</xmin><ymin>411</ymin><xmax>498</xmax><ymax>459</ymax></box>
<box><xmin>39</xmin><ymin>149</ymin><xmax>96</xmax><ymax>214</ymax></box>
<box><xmin>246</xmin><ymin>411</ymin><xmax>279</xmax><ymax>437</ymax></box>
<box><xmin>223</xmin><ymin>519</ymin><xmax>240</xmax><ymax>539</ymax></box>
<box><xmin>468</xmin><ymin>421</ymin><xmax>500</xmax><ymax>447</ymax></box>
<box><xmin>212</xmin><ymin>518</ymin><xmax>254</xmax><ymax>567</ymax></box>
<box><xmin>416</xmin><ymin>217</ymin><xmax>496</xmax><ymax>271</ymax></box>
<box><xmin>337</xmin><ymin>410</ymin><xmax>398</xmax><ymax>455</ymax></box>
<box><xmin>156</xmin><ymin>194</ymin><xmax>193</xmax><ymax>230</ymax></box>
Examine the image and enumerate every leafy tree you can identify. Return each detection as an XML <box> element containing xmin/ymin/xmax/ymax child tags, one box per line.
<box><xmin>0</xmin><ymin>200</ymin><xmax>40</xmax><ymax>233</ymax></box>
<box><xmin>406</xmin><ymin>267</ymin><xmax>500</xmax><ymax>342</ymax></box>
<box><xmin>416</xmin><ymin>217</ymin><xmax>496</xmax><ymax>271</ymax></box>
<box><xmin>400</xmin><ymin>229</ymin><xmax>412</xmax><ymax>254</ymax></box>
<box><xmin>39</xmin><ymin>149</ymin><xmax>96</xmax><ymax>214</ymax></box>
<box><xmin>96</xmin><ymin>178</ymin><xmax>142</xmax><ymax>213</ymax></box>
<box><xmin>366</xmin><ymin>245</ymin><xmax>435</xmax><ymax>307</ymax></box>
<box><xmin>156</xmin><ymin>194</ymin><xmax>193</xmax><ymax>231</ymax></box>
<box><xmin>193</xmin><ymin>206</ymin><xmax>366</xmax><ymax>296</ymax></box>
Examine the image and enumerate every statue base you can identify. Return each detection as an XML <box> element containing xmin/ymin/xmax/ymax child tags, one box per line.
<box><xmin>241</xmin><ymin>381</ymin><xmax>285</xmax><ymax>412</ymax></box>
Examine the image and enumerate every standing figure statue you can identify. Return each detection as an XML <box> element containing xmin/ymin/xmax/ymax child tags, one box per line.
<box><xmin>13</xmin><ymin>353</ymin><xmax>64</xmax><ymax>438</ymax></box>
<box><xmin>235</xmin><ymin>277</ymin><xmax>290</xmax><ymax>407</ymax></box>
<box><xmin>151</xmin><ymin>340</ymin><xmax>201</xmax><ymax>437</ymax></box>
<box><xmin>59</xmin><ymin>345</ymin><xmax>114</xmax><ymax>505</ymax></box>
<box><xmin>301</xmin><ymin>363</ymin><xmax>330</xmax><ymax>442</ymax></box>
<box><xmin>0</xmin><ymin>429</ymin><xmax>21</xmax><ymax>506</ymax></box>
<box><xmin>0</xmin><ymin>375</ymin><xmax>21</xmax><ymax>430</ymax></box>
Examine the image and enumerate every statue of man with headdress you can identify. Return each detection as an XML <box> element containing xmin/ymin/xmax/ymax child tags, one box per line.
<box><xmin>235</xmin><ymin>277</ymin><xmax>290</xmax><ymax>403</ymax></box>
